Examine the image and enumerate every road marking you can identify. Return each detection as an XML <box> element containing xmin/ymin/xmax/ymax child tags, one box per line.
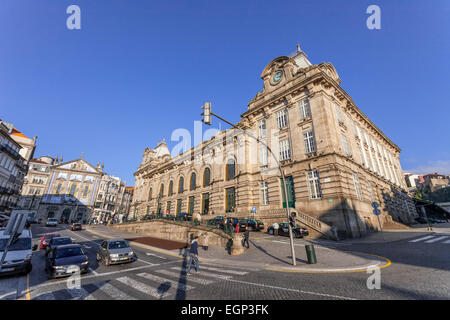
<box><xmin>443</xmin><ymin>239</ymin><xmax>450</xmax><ymax>244</ymax></box>
<box><xmin>33</xmin><ymin>291</ymin><xmax>56</xmax><ymax>300</ymax></box>
<box><xmin>155</xmin><ymin>270</ymin><xmax>214</xmax><ymax>285</ymax></box>
<box><xmin>116</xmin><ymin>276</ymin><xmax>166</xmax><ymax>299</ymax></box>
<box><xmin>409</xmin><ymin>235</ymin><xmax>436</xmax><ymax>242</ymax></box>
<box><xmin>170</xmin><ymin>267</ymin><xmax>233</xmax><ymax>280</ymax></box>
<box><xmin>199</xmin><ymin>266</ymin><xmax>248</xmax><ymax>275</ymax></box>
<box><xmin>137</xmin><ymin>259</ymin><xmax>158</xmax><ymax>266</ymax></box>
<box><xmin>67</xmin><ymin>287</ymin><xmax>96</xmax><ymax>300</ymax></box>
<box><xmin>424</xmin><ymin>236</ymin><xmax>449</xmax><ymax>243</ymax></box>
<box><xmin>89</xmin><ymin>268</ymin><xmax>98</xmax><ymax>275</ymax></box>
<box><xmin>146</xmin><ymin>252</ymin><xmax>167</xmax><ymax>259</ymax></box>
<box><xmin>92</xmin><ymin>282</ymin><xmax>136</xmax><ymax>300</ymax></box>
<box><xmin>137</xmin><ymin>272</ymin><xmax>195</xmax><ymax>291</ymax></box>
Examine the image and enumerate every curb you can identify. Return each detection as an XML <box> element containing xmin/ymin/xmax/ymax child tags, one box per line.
<box><xmin>84</xmin><ymin>227</ymin><xmax>392</xmax><ymax>274</ymax></box>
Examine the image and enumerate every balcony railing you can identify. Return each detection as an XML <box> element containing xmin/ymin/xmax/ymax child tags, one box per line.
<box><xmin>0</xmin><ymin>143</ymin><xmax>20</xmax><ymax>160</ymax></box>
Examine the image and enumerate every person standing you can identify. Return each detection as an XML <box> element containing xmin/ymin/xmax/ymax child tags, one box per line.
<box><xmin>202</xmin><ymin>233</ymin><xmax>209</xmax><ymax>251</ymax></box>
<box><xmin>273</xmin><ymin>222</ymin><xmax>279</xmax><ymax>236</ymax></box>
<box><xmin>242</xmin><ymin>224</ymin><xmax>250</xmax><ymax>249</ymax></box>
<box><xmin>187</xmin><ymin>235</ymin><xmax>199</xmax><ymax>274</ymax></box>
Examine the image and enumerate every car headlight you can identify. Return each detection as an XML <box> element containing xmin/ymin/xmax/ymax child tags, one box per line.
<box><xmin>128</xmin><ymin>251</ymin><xmax>134</xmax><ymax>256</ymax></box>
<box><xmin>54</xmin><ymin>265</ymin><xmax>65</xmax><ymax>270</ymax></box>
<box><xmin>81</xmin><ymin>261</ymin><xmax>89</xmax><ymax>265</ymax></box>
<box><xmin>110</xmin><ymin>253</ymin><xmax>119</xmax><ymax>258</ymax></box>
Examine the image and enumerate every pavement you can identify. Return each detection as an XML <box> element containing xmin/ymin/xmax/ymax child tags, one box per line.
<box><xmin>85</xmin><ymin>225</ymin><xmax>391</xmax><ymax>273</ymax></box>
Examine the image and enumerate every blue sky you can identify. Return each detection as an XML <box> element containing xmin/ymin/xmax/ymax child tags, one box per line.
<box><xmin>1</xmin><ymin>0</ymin><xmax>449</xmax><ymax>185</ymax></box>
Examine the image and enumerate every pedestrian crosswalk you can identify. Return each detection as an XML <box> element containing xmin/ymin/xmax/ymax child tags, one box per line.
<box><xmin>409</xmin><ymin>235</ymin><xmax>450</xmax><ymax>244</ymax></box>
<box><xmin>30</xmin><ymin>263</ymin><xmax>250</xmax><ymax>300</ymax></box>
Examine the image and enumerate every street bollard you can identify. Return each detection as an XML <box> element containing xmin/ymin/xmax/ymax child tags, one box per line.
<box><xmin>305</xmin><ymin>244</ymin><xmax>317</xmax><ymax>264</ymax></box>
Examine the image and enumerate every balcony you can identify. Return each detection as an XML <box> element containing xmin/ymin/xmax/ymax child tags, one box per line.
<box><xmin>0</xmin><ymin>143</ymin><xmax>20</xmax><ymax>160</ymax></box>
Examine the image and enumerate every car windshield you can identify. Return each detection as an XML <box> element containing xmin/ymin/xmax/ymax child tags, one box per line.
<box><xmin>52</xmin><ymin>238</ymin><xmax>72</xmax><ymax>246</ymax></box>
<box><xmin>108</xmin><ymin>241</ymin><xmax>128</xmax><ymax>249</ymax></box>
<box><xmin>0</xmin><ymin>237</ymin><xmax>32</xmax><ymax>251</ymax></box>
<box><xmin>55</xmin><ymin>247</ymin><xmax>84</xmax><ymax>259</ymax></box>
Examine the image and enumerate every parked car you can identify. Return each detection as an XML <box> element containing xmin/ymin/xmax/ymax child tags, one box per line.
<box><xmin>46</xmin><ymin>237</ymin><xmax>73</xmax><ymax>256</ymax></box>
<box><xmin>39</xmin><ymin>233</ymin><xmax>61</xmax><ymax>250</ymax></box>
<box><xmin>70</xmin><ymin>223</ymin><xmax>82</xmax><ymax>231</ymax></box>
<box><xmin>244</xmin><ymin>218</ymin><xmax>265</xmax><ymax>231</ymax></box>
<box><xmin>415</xmin><ymin>217</ymin><xmax>428</xmax><ymax>224</ymax></box>
<box><xmin>0</xmin><ymin>228</ymin><xmax>37</xmax><ymax>276</ymax></box>
<box><xmin>207</xmin><ymin>216</ymin><xmax>225</xmax><ymax>227</ymax></box>
<box><xmin>267</xmin><ymin>222</ymin><xmax>309</xmax><ymax>238</ymax></box>
<box><xmin>96</xmin><ymin>239</ymin><xmax>136</xmax><ymax>266</ymax></box>
<box><xmin>46</xmin><ymin>218</ymin><xmax>58</xmax><ymax>227</ymax></box>
<box><xmin>46</xmin><ymin>244</ymin><xmax>89</xmax><ymax>279</ymax></box>
<box><xmin>176</xmin><ymin>213</ymin><xmax>192</xmax><ymax>221</ymax></box>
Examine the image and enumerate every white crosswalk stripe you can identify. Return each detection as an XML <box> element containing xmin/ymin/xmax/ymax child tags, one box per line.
<box><xmin>424</xmin><ymin>236</ymin><xmax>449</xmax><ymax>243</ymax></box>
<box><xmin>91</xmin><ymin>282</ymin><xmax>137</xmax><ymax>300</ymax></box>
<box><xmin>116</xmin><ymin>276</ymin><xmax>169</xmax><ymax>299</ymax></box>
<box><xmin>199</xmin><ymin>265</ymin><xmax>248</xmax><ymax>275</ymax></box>
<box><xmin>170</xmin><ymin>267</ymin><xmax>233</xmax><ymax>280</ymax></box>
<box><xmin>137</xmin><ymin>272</ymin><xmax>195</xmax><ymax>291</ymax></box>
<box><xmin>409</xmin><ymin>235</ymin><xmax>436</xmax><ymax>242</ymax></box>
<box><xmin>155</xmin><ymin>269</ymin><xmax>214</xmax><ymax>285</ymax></box>
<box><xmin>444</xmin><ymin>239</ymin><xmax>450</xmax><ymax>244</ymax></box>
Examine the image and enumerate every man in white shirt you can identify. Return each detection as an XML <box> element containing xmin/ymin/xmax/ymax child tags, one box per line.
<box><xmin>273</xmin><ymin>222</ymin><xmax>279</xmax><ymax>236</ymax></box>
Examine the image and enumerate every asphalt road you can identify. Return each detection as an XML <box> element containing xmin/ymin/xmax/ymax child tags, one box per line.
<box><xmin>1</xmin><ymin>224</ymin><xmax>449</xmax><ymax>300</ymax></box>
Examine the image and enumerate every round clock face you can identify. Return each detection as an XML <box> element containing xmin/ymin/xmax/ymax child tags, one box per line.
<box><xmin>273</xmin><ymin>71</ymin><xmax>283</xmax><ymax>83</ymax></box>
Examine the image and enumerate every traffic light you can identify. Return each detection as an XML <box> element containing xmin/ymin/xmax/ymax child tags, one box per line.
<box><xmin>201</xmin><ymin>102</ymin><xmax>212</xmax><ymax>125</ymax></box>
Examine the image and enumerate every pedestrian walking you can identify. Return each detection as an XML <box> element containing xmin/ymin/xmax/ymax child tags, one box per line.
<box><xmin>273</xmin><ymin>222</ymin><xmax>279</xmax><ymax>236</ymax></box>
<box><xmin>187</xmin><ymin>235</ymin><xmax>199</xmax><ymax>274</ymax></box>
<box><xmin>202</xmin><ymin>233</ymin><xmax>209</xmax><ymax>251</ymax></box>
<box><xmin>242</xmin><ymin>224</ymin><xmax>250</xmax><ymax>249</ymax></box>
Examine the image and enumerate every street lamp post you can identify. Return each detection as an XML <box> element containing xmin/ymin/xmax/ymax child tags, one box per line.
<box><xmin>201</xmin><ymin>103</ymin><xmax>297</xmax><ymax>266</ymax></box>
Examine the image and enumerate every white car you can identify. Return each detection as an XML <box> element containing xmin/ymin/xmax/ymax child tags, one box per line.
<box><xmin>46</xmin><ymin>218</ymin><xmax>58</xmax><ymax>227</ymax></box>
<box><xmin>0</xmin><ymin>228</ymin><xmax>37</xmax><ymax>275</ymax></box>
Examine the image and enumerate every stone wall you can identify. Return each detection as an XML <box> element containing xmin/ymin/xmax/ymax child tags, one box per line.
<box><xmin>110</xmin><ymin>219</ymin><xmax>232</xmax><ymax>249</ymax></box>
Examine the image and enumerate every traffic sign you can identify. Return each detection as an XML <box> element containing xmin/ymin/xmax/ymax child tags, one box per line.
<box><xmin>373</xmin><ymin>208</ymin><xmax>381</xmax><ymax>216</ymax></box>
<box><xmin>251</xmin><ymin>207</ymin><xmax>257</xmax><ymax>213</ymax></box>
<box><xmin>371</xmin><ymin>202</ymin><xmax>379</xmax><ymax>209</ymax></box>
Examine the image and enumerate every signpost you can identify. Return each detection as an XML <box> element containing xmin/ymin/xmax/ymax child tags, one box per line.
<box><xmin>372</xmin><ymin>202</ymin><xmax>384</xmax><ymax>240</ymax></box>
<box><xmin>0</xmin><ymin>212</ymin><xmax>27</xmax><ymax>271</ymax></box>
<box><xmin>251</xmin><ymin>207</ymin><xmax>257</xmax><ymax>219</ymax></box>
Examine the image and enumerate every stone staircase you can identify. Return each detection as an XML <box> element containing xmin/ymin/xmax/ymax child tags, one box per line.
<box><xmin>258</xmin><ymin>208</ymin><xmax>339</xmax><ymax>241</ymax></box>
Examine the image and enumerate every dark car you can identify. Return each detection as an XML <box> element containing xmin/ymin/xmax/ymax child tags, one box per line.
<box><xmin>415</xmin><ymin>217</ymin><xmax>428</xmax><ymax>224</ymax></box>
<box><xmin>70</xmin><ymin>223</ymin><xmax>82</xmax><ymax>231</ymax></box>
<box><xmin>39</xmin><ymin>233</ymin><xmax>61</xmax><ymax>250</ymax></box>
<box><xmin>244</xmin><ymin>218</ymin><xmax>265</xmax><ymax>231</ymax></box>
<box><xmin>96</xmin><ymin>239</ymin><xmax>136</xmax><ymax>266</ymax></box>
<box><xmin>46</xmin><ymin>244</ymin><xmax>89</xmax><ymax>279</ymax></box>
<box><xmin>176</xmin><ymin>213</ymin><xmax>193</xmax><ymax>221</ymax></box>
<box><xmin>207</xmin><ymin>216</ymin><xmax>225</xmax><ymax>227</ymax></box>
<box><xmin>267</xmin><ymin>222</ymin><xmax>309</xmax><ymax>238</ymax></box>
<box><xmin>46</xmin><ymin>237</ymin><xmax>73</xmax><ymax>256</ymax></box>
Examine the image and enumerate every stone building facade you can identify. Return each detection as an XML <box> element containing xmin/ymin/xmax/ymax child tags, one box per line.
<box><xmin>133</xmin><ymin>46</ymin><xmax>417</xmax><ymax>238</ymax></box>
<box><xmin>92</xmin><ymin>174</ymin><xmax>127</xmax><ymax>222</ymax></box>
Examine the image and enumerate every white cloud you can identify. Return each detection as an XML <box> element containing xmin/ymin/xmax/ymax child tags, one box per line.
<box><xmin>404</xmin><ymin>160</ymin><xmax>450</xmax><ymax>175</ymax></box>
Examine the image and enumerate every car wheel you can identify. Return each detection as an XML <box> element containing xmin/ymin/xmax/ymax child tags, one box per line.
<box><xmin>269</xmin><ymin>229</ymin><xmax>274</xmax><ymax>235</ymax></box>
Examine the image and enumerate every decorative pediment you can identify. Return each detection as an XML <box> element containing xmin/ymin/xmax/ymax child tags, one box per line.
<box><xmin>54</xmin><ymin>159</ymin><xmax>100</xmax><ymax>174</ymax></box>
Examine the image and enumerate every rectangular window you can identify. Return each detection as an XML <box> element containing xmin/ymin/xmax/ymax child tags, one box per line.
<box><xmin>260</xmin><ymin>181</ymin><xmax>269</xmax><ymax>205</ymax></box>
<box><xmin>258</xmin><ymin>119</ymin><xmax>266</xmax><ymax>138</ymax></box>
<box><xmin>368</xmin><ymin>182</ymin><xmax>375</xmax><ymax>202</ymax></box>
<box><xmin>188</xmin><ymin>196</ymin><xmax>195</xmax><ymax>214</ymax></box>
<box><xmin>352</xmin><ymin>174</ymin><xmax>362</xmax><ymax>201</ymax></box>
<box><xmin>176</xmin><ymin>199</ymin><xmax>182</xmax><ymax>214</ymax></box>
<box><xmin>259</xmin><ymin>146</ymin><xmax>268</xmax><ymax>166</ymax></box>
<box><xmin>166</xmin><ymin>201</ymin><xmax>171</xmax><ymax>214</ymax></box>
<box><xmin>298</xmin><ymin>99</ymin><xmax>311</xmax><ymax>120</ymax></box>
<box><xmin>276</xmin><ymin>109</ymin><xmax>288</xmax><ymax>128</ymax></box>
<box><xmin>225</xmin><ymin>187</ymin><xmax>236</xmax><ymax>212</ymax></box>
<box><xmin>307</xmin><ymin>170</ymin><xmax>322</xmax><ymax>199</ymax></box>
<box><xmin>335</xmin><ymin>103</ymin><xmax>343</xmax><ymax>122</ymax></box>
<box><xmin>358</xmin><ymin>145</ymin><xmax>365</xmax><ymax>166</ymax></box>
<box><xmin>341</xmin><ymin>134</ymin><xmax>351</xmax><ymax>156</ymax></box>
<box><xmin>279</xmin><ymin>139</ymin><xmax>291</xmax><ymax>161</ymax></box>
<box><xmin>303</xmin><ymin>130</ymin><xmax>316</xmax><ymax>154</ymax></box>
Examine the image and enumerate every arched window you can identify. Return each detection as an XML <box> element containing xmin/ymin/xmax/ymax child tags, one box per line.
<box><xmin>203</xmin><ymin>168</ymin><xmax>211</xmax><ymax>187</ymax></box>
<box><xmin>159</xmin><ymin>184</ymin><xmax>164</xmax><ymax>197</ymax></box>
<box><xmin>226</xmin><ymin>159</ymin><xmax>236</xmax><ymax>181</ymax></box>
<box><xmin>178</xmin><ymin>177</ymin><xmax>184</xmax><ymax>193</ymax></box>
<box><xmin>148</xmin><ymin>187</ymin><xmax>152</xmax><ymax>201</ymax></box>
<box><xmin>168</xmin><ymin>181</ymin><xmax>173</xmax><ymax>196</ymax></box>
<box><xmin>190</xmin><ymin>173</ymin><xmax>196</xmax><ymax>191</ymax></box>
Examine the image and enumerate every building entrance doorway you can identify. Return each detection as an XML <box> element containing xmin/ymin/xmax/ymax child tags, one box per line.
<box><xmin>62</xmin><ymin>208</ymin><xmax>71</xmax><ymax>222</ymax></box>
